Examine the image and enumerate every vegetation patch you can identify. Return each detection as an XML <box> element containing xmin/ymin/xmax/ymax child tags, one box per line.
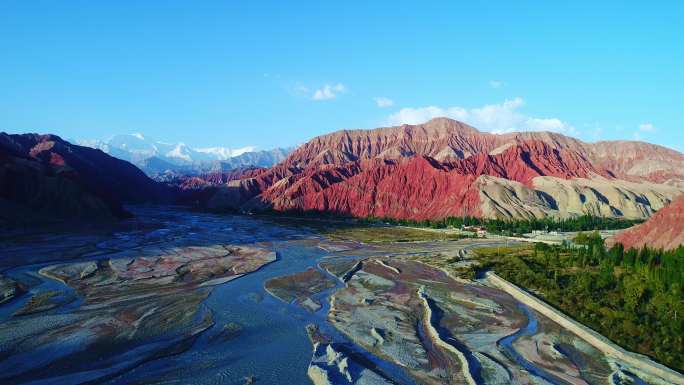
<box><xmin>265</xmin><ymin>267</ymin><xmax>337</xmax><ymax>312</ymax></box>
<box><xmin>325</xmin><ymin>226</ymin><xmax>470</xmax><ymax>243</ymax></box>
<box><xmin>464</xmin><ymin>233</ymin><xmax>683</xmax><ymax>371</ymax></box>
<box><xmin>361</xmin><ymin>215</ymin><xmax>643</xmax><ymax>236</ymax></box>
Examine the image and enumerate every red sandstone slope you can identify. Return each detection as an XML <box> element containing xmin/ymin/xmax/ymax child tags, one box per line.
<box><xmin>206</xmin><ymin>118</ymin><xmax>684</xmax><ymax>220</ymax></box>
<box><xmin>609</xmin><ymin>195</ymin><xmax>684</xmax><ymax>250</ymax></box>
<box><xmin>280</xmin><ymin>118</ymin><xmax>684</xmax><ymax>184</ymax></box>
<box><xmin>221</xmin><ymin>139</ymin><xmax>611</xmax><ymax>220</ymax></box>
<box><xmin>589</xmin><ymin>141</ymin><xmax>684</xmax><ymax>184</ymax></box>
<box><xmin>264</xmin><ymin>157</ymin><xmax>485</xmax><ymax>219</ymax></box>
<box><xmin>285</xmin><ymin>119</ymin><xmax>494</xmax><ymax>167</ymax></box>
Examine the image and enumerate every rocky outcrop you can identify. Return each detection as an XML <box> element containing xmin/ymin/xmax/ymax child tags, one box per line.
<box><xmin>305</xmin><ymin>324</ymin><xmax>393</xmax><ymax>385</ymax></box>
<box><xmin>608</xmin><ymin>195</ymin><xmax>684</xmax><ymax>250</ymax></box>
<box><xmin>307</xmin><ymin>341</ymin><xmax>394</xmax><ymax>385</ymax></box>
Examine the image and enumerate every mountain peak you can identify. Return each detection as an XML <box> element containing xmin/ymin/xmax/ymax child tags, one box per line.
<box><xmin>422</xmin><ymin>117</ymin><xmax>479</xmax><ymax>131</ymax></box>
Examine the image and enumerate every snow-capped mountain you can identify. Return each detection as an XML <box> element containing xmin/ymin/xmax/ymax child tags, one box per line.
<box><xmin>75</xmin><ymin>134</ymin><xmax>292</xmax><ymax>177</ymax></box>
<box><xmin>194</xmin><ymin>146</ymin><xmax>256</xmax><ymax>160</ymax></box>
<box><xmin>77</xmin><ymin>134</ymin><xmax>249</xmax><ymax>164</ymax></box>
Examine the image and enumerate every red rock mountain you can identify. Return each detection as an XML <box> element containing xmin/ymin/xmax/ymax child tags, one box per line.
<box><xmin>206</xmin><ymin>118</ymin><xmax>684</xmax><ymax>220</ymax></box>
<box><xmin>0</xmin><ymin>133</ymin><xmax>169</xmax><ymax>226</ymax></box>
<box><xmin>608</xmin><ymin>195</ymin><xmax>684</xmax><ymax>250</ymax></box>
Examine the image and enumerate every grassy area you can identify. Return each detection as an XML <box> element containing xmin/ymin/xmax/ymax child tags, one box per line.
<box><xmin>465</xmin><ymin>242</ymin><xmax>683</xmax><ymax>371</ymax></box>
<box><xmin>324</xmin><ymin>226</ymin><xmax>471</xmax><ymax>243</ymax></box>
<box><xmin>258</xmin><ymin>213</ymin><xmax>475</xmax><ymax>243</ymax></box>
<box><xmin>258</xmin><ymin>209</ymin><xmax>643</xmax><ymax>237</ymax></box>
<box><xmin>264</xmin><ymin>268</ymin><xmax>336</xmax><ymax>303</ymax></box>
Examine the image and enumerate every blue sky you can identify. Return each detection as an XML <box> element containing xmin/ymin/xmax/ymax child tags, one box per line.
<box><xmin>1</xmin><ymin>1</ymin><xmax>682</xmax><ymax>151</ymax></box>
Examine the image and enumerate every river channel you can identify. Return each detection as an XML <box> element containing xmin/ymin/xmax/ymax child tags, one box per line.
<box><xmin>0</xmin><ymin>206</ymin><xmax>667</xmax><ymax>385</ymax></box>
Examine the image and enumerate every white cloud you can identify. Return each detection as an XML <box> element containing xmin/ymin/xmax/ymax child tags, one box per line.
<box><xmin>525</xmin><ymin>118</ymin><xmax>568</xmax><ymax>132</ymax></box>
<box><xmin>387</xmin><ymin>97</ymin><xmax>576</xmax><ymax>134</ymax></box>
<box><xmin>388</xmin><ymin>106</ymin><xmax>466</xmax><ymax>126</ymax></box>
<box><xmin>290</xmin><ymin>83</ymin><xmax>310</xmax><ymax>96</ymax></box>
<box><xmin>374</xmin><ymin>96</ymin><xmax>394</xmax><ymax>108</ymax></box>
<box><xmin>312</xmin><ymin>83</ymin><xmax>346</xmax><ymax>100</ymax></box>
<box><xmin>489</xmin><ymin>80</ymin><xmax>504</xmax><ymax>88</ymax></box>
<box><xmin>639</xmin><ymin>122</ymin><xmax>655</xmax><ymax>132</ymax></box>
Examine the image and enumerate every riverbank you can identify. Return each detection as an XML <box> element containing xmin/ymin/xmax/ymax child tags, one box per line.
<box><xmin>486</xmin><ymin>271</ymin><xmax>684</xmax><ymax>385</ymax></box>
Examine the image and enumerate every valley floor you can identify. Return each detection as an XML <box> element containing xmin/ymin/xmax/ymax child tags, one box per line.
<box><xmin>0</xmin><ymin>206</ymin><xmax>681</xmax><ymax>385</ymax></box>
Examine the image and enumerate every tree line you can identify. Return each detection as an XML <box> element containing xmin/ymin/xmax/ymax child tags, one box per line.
<box><xmin>362</xmin><ymin>214</ymin><xmax>643</xmax><ymax>235</ymax></box>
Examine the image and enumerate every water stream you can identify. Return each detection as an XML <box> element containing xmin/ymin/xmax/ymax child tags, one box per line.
<box><xmin>498</xmin><ymin>304</ymin><xmax>566</xmax><ymax>384</ymax></box>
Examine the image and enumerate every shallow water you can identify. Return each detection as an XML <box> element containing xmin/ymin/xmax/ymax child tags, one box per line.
<box><xmin>498</xmin><ymin>304</ymin><xmax>564</xmax><ymax>385</ymax></box>
<box><xmin>0</xmin><ymin>207</ymin><xmax>423</xmax><ymax>384</ymax></box>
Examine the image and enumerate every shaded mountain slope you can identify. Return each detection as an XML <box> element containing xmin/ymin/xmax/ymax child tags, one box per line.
<box><xmin>0</xmin><ymin>133</ymin><xmax>169</xmax><ymax>225</ymax></box>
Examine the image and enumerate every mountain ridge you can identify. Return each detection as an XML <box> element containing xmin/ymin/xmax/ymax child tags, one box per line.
<box><xmin>77</xmin><ymin>134</ymin><xmax>293</xmax><ymax>178</ymax></box>
<box><xmin>205</xmin><ymin>118</ymin><xmax>684</xmax><ymax>220</ymax></box>
<box><xmin>0</xmin><ymin>132</ymin><xmax>169</xmax><ymax>226</ymax></box>
<box><xmin>283</xmin><ymin>118</ymin><xmax>683</xmax><ymax>181</ymax></box>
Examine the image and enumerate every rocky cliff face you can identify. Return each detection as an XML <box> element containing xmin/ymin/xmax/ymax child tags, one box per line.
<box><xmin>205</xmin><ymin>118</ymin><xmax>684</xmax><ymax>220</ymax></box>
<box><xmin>0</xmin><ymin>133</ymin><xmax>168</xmax><ymax>226</ymax></box>
<box><xmin>608</xmin><ymin>195</ymin><xmax>684</xmax><ymax>250</ymax></box>
<box><xmin>285</xmin><ymin>117</ymin><xmax>684</xmax><ymax>183</ymax></box>
<box><xmin>242</xmin><ymin>141</ymin><xmax>609</xmax><ymax>220</ymax></box>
